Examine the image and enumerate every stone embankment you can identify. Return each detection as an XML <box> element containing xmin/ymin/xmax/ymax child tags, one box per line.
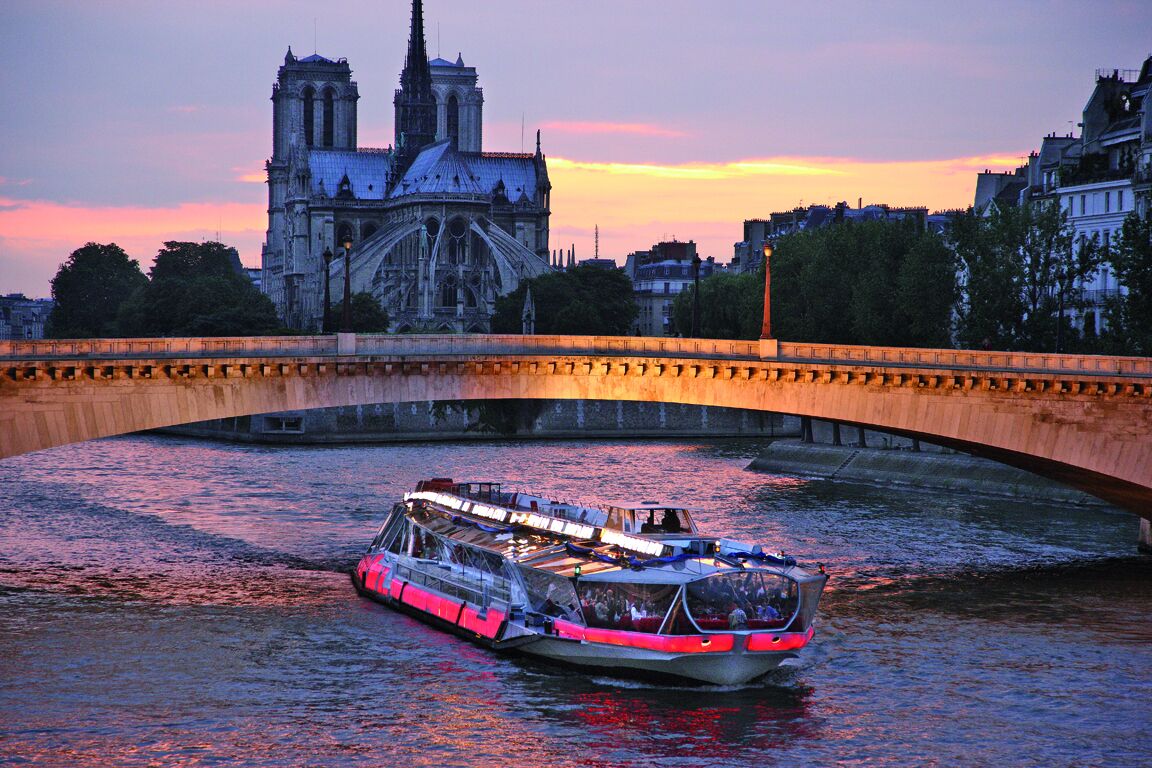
<box><xmin>160</xmin><ymin>400</ymin><xmax>792</xmax><ymax>444</ymax></box>
<box><xmin>748</xmin><ymin>439</ymin><xmax>1110</xmax><ymax>506</ymax></box>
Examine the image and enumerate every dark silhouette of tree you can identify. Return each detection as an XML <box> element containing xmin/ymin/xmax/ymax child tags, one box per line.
<box><xmin>491</xmin><ymin>265</ymin><xmax>637</xmax><ymax>335</ymax></box>
<box><xmin>1103</xmin><ymin>210</ymin><xmax>1152</xmax><ymax>354</ymax></box>
<box><xmin>670</xmin><ymin>271</ymin><xmax>762</xmax><ymax>339</ymax></box>
<box><xmin>118</xmin><ymin>241</ymin><xmax>281</xmax><ymax>337</ymax></box>
<box><xmin>331</xmin><ymin>292</ymin><xmax>390</xmax><ymax>332</ymax></box>
<box><xmin>672</xmin><ymin>219</ymin><xmax>957</xmax><ymax>347</ymax></box>
<box><xmin>954</xmin><ymin>203</ymin><xmax>1099</xmax><ymax>351</ymax></box>
<box><xmin>47</xmin><ymin>243</ymin><xmax>147</xmax><ymax>338</ymax></box>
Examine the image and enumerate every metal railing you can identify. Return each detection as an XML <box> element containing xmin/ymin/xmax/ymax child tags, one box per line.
<box><xmin>394</xmin><ymin>560</ymin><xmax>511</xmax><ymax>605</ymax></box>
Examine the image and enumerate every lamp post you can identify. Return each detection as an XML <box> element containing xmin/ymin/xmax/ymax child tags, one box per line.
<box><xmin>690</xmin><ymin>254</ymin><xmax>701</xmax><ymax>338</ymax></box>
<box><xmin>322</xmin><ymin>247</ymin><xmax>333</xmax><ymax>333</ymax></box>
<box><xmin>760</xmin><ymin>241</ymin><xmax>774</xmax><ymax>339</ymax></box>
<box><xmin>341</xmin><ymin>235</ymin><xmax>353</xmax><ymax>333</ymax></box>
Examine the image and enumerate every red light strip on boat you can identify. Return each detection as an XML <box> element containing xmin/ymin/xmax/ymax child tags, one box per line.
<box><xmin>551</xmin><ymin>619</ymin><xmax>735</xmax><ymax>654</ymax></box>
<box><xmin>356</xmin><ymin>554</ymin><xmax>391</xmax><ymax>592</ymax></box>
<box><xmin>745</xmin><ymin>625</ymin><xmax>815</xmax><ymax>652</ymax></box>
<box><xmin>387</xmin><ymin>579</ymin><xmax>506</xmax><ymax>640</ymax></box>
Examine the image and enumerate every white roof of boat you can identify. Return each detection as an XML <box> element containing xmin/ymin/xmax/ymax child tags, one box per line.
<box><xmin>604</xmin><ymin>501</ymin><xmax>703</xmax><ymax>511</ymax></box>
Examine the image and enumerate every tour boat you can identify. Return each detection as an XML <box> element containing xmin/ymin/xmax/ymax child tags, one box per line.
<box><xmin>353</xmin><ymin>479</ymin><xmax>828</xmax><ymax>685</ymax></box>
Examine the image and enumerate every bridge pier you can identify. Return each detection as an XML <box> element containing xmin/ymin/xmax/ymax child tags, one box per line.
<box><xmin>1140</xmin><ymin>519</ymin><xmax>1152</xmax><ymax>555</ymax></box>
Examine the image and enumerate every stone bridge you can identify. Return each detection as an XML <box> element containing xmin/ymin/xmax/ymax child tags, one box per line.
<box><xmin>1</xmin><ymin>334</ymin><xmax>1150</xmax><ymax>519</ymax></box>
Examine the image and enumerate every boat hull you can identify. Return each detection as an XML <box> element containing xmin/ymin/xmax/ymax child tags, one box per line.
<box><xmin>521</xmin><ymin>636</ymin><xmax>797</xmax><ymax>686</ymax></box>
<box><xmin>353</xmin><ymin>566</ymin><xmax>812</xmax><ymax>686</ymax></box>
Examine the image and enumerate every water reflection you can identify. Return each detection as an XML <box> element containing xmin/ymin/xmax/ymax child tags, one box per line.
<box><xmin>0</xmin><ymin>435</ymin><xmax>1149</xmax><ymax>766</ymax></box>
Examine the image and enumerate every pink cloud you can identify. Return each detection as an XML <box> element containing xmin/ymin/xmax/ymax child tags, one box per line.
<box><xmin>0</xmin><ymin>196</ymin><xmax>266</xmax><ymax>296</ymax></box>
<box><xmin>542</xmin><ymin>121</ymin><xmax>688</xmax><ymax>138</ymax></box>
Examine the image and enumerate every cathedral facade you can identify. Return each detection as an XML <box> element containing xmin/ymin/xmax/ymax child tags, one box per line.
<box><xmin>261</xmin><ymin>0</ymin><xmax>552</xmax><ymax>332</ymax></box>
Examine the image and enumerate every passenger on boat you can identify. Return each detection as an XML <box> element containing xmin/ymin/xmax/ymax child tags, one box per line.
<box><xmin>727</xmin><ymin>602</ymin><xmax>749</xmax><ymax>630</ymax></box>
<box><xmin>660</xmin><ymin>510</ymin><xmax>682</xmax><ymax>533</ymax></box>
<box><xmin>756</xmin><ymin>603</ymin><xmax>781</xmax><ymax>621</ymax></box>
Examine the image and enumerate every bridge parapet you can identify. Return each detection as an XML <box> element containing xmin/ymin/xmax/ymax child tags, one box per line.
<box><xmin>780</xmin><ymin>342</ymin><xmax>1152</xmax><ymax>377</ymax></box>
<box><xmin>3</xmin><ymin>335</ymin><xmax>1151</xmax><ymax>379</ymax></box>
<box><xmin>0</xmin><ymin>334</ymin><xmax>760</xmax><ymax>363</ymax></box>
<box><xmin>2</xmin><ymin>334</ymin><xmax>1150</xmax><ymax>515</ymax></box>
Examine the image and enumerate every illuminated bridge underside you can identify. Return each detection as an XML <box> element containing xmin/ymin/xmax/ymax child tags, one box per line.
<box><xmin>2</xmin><ymin>335</ymin><xmax>1150</xmax><ymax>517</ymax></box>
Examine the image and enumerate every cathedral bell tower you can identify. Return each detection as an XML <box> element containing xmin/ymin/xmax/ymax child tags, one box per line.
<box><xmin>264</xmin><ymin>47</ymin><xmax>359</xmax><ymax>328</ymax></box>
<box><xmin>394</xmin><ymin>0</ymin><xmax>438</xmax><ymax>172</ymax></box>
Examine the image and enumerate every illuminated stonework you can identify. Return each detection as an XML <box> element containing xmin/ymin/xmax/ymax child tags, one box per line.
<box><xmin>1</xmin><ymin>335</ymin><xmax>1150</xmax><ymax>517</ymax></box>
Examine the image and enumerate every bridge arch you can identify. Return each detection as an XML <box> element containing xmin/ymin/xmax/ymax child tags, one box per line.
<box><xmin>2</xmin><ymin>335</ymin><xmax>1150</xmax><ymax>517</ymax></box>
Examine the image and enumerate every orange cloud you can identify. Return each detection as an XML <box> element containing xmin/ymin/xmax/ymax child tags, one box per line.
<box><xmin>2</xmin><ymin>150</ymin><xmax>1027</xmax><ymax>296</ymax></box>
<box><xmin>542</xmin><ymin>121</ymin><xmax>688</xmax><ymax>138</ymax></box>
<box><xmin>233</xmin><ymin>166</ymin><xmax>267</xmax><ymax>183</ymax></box>
<box><xmin>548</xmin><ymin>157</ymin><xmax>844</xmax><ymax>180</ymax></box>
<box><xmin>548</xmin><ymin>152</ymin><xmax>1026</xmax><ymax>261</ymax></box>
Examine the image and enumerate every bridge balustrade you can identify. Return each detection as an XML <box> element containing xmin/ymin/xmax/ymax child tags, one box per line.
<box><xmin>3</xmin><ymin>335</ymin><xmax>1150</xmax><ymax>378</ymax></box>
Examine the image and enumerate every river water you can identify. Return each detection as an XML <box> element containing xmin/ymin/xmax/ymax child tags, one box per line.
<box><xmin>0</xmin><ymin>435</ymin><xmax>1148</xmax><ymax>767</ymax></box>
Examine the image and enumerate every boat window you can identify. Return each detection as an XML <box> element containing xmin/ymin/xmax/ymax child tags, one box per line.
<box><xmin>459</xmin><ymin>544</ymin><xmax>510</xmax><ymax>580</ymax></box>
<box><xmin>372</xmin><ymin>504</ymin><xmax>408</xmax><ymax>551</ymax></box>
<box><xmin>638</xmin><ymin>508</ymin><xmax>690</xmax><ymax>534</ymax></box>
<box><xmin>385</xmin><ymin>518</ymin><xmax>408</xmax><ymax>554</ymax></box>
<box><xmin>515</xmin><ymin>565</ymin><xmax>582</xmax><ymax>622</ymax></box>
<box><xmin>661</xmin><ymin>594</ymin><xmax>700</xmax><ymax>635</ymax></box>
<box><xmin>410</xmin><ymin>526</ymin><xmax>443</xmax><ymax>559</ymax></box>
<box><xmin>576</xmin><ymin>582</ymin><xmax>679</xmax><ymax>634</ymax></box>
<box><xmin>606</xmin><ymin>508</ymin><xmax>623</xmax><ymax>531</ymax></box>
<box><xmin>685</xmin><ymin>571</ymin><xmax>798</xmax><ymax>631</ymax></box>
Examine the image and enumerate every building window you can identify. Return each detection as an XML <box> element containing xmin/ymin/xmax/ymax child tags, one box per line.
<box><xmin>447</xmin><ymin>93</ymin><xmax>460</xmax><ymax>146</ymax></box>
<box><xmin>323</xmin><ymin>87</ymin><xmax>335</xmax><ymax>147</ymax></box>
<box><xmin>1118</xmin><ymin>190</ymin><xmax>1125</xmax><ymax>211</ymax></box>
<box><xmin>1104</xmin><ymin>191</ymin><xmax>1111</xmax><ymax>213</ymax></box>
<box><xmin>302</xmin><ymin>86</ymin><xmax>315</xmax><ymax>147</ymax></box>
<box><xmin>1080</xmin><ymin>194</ymin><xmax>1087</xmax><ymax>216</ymax></box>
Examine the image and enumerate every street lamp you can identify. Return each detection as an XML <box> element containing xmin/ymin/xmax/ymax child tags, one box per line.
<box><xmin>760</xmin><ymin>241</ymin><xmax>774</xmax><ymax>339</ymax></box>
<box><xmin>341</xmin><ymin>235</ymin><xmax>353</xmax><ymax>333</ymax></box>
<box><xmin>322</xmin><ymin>247</ymin><xmax>333</xmax><ymax>333</ymax></box>
<box><xmin>690</xmin><ymin>254</ymin><xmax>702</xmax><ymax>338</ymax></box>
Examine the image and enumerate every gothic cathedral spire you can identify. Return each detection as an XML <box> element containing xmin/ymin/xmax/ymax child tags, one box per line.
<box><xmin>394</xmin><ymin>0</ymin><xmax>437</xmax><ymax>172</ymax></box>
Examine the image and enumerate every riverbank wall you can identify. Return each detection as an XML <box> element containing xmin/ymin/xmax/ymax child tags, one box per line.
<box><xmin>748</xmin><ymin>439</ymin><xmax>1110</xmax><ymax>506</ymax></box>
<box><xmin>160</xmin><ymin>400</ymin><xmax>796</xmax><ymax>444</ymax></box>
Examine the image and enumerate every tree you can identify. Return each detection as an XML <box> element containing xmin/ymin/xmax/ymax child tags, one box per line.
<box><xmin>672</xmin><ymin>218</ymin><xmax>958</xmax><ymax>347</ymax></box>
<box><xmin>1103</xmin><ymin>210</ymin><xmax>1152</xmax><ymax>354</ymax></box>
<box><xmin>491</xmin><ymin>265</ymin><xmax>637</xmax><ymax>335</ymax></box>
<box><xmin>670</xmin><ymin>271</ymin><xmax>762</xmax><ymax>339</ymax></box>
<box><xmin>118</xmin><ymin>241</ymin><xmax>281</xmax><ymax>337</ymax></box>
<box><xmin>952</xmin><ymin>208</ymin><xmax>1023</xmax><ymax>349</ymax></box>
<box><xmin>954</xmin><ymin>203</ymin><xmax>1100</xmax><ymax>351</ymax></box>
<box><xmin>46</xmin><ymin>243</ymin><xmax>147</xmax><ymax>338</ymax></box>
<box><xmin>331</xmin><ymin>291</ymin><xmax>390</xmax><ymax>332</ymax></box>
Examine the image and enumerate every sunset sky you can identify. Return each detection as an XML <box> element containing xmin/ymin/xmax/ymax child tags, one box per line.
<box><xmin>1</xmin><ymin>0</ymin><xmax>1149</xmax><ymax>297</ymax></box>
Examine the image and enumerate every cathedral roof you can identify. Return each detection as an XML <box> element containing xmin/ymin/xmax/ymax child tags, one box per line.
<box><xmin>390</xmin><ymin>140</ymin><xmax>487</xmax><ymax>197</ymax></box>
<box><xmin>309</xmin><ymin>149</ymin><xmax>393</xmax><ymax>200</ymax></box>
<box><xmin>469</xmin><ymin>154</ymin><xmax>538</xmax><ymax>201</ymax></box>
<box><xmin>430</xmin><ymin>53</ymin><xmax>467</xmax><ymax>68</ymax></box>
<box><xmin>298</xmin><ymin>53</ymin><xmax>336</xmax><ymax>64</ymax></box>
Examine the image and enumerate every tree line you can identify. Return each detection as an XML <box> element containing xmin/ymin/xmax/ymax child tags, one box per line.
<box><xmin>46</xmin><ymin>241</ymin><xmax>387</xmax><ymax>338</ymax></box>
<box><xmin>672</xmin><ymin>206</ymin><xmax>1152</xmax><ymax>355</ymax></box>
<box><xmin>43</xmin><ymin>206</ymin><xmax>1152</xmax><ymax>355</ymax></box>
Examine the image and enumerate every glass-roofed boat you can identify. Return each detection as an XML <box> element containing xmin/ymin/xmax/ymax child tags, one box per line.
<box><xmin>354</xmin><ymin>478</ymin><xmax>828</xmax><ymax>685</ymax></box>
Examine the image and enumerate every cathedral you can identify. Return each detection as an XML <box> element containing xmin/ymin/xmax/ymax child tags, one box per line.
<box><xmin>261</xmin><ymin>0</ymin><xmax>553</xmax><ymax>332</ymax></box>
